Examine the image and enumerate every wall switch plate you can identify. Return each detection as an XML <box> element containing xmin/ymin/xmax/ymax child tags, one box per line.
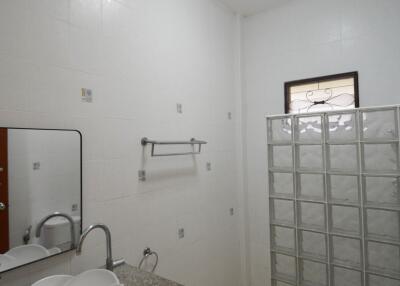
<box><xmin>33</xmin><ymin>162</ymin><xmax>40</xmax><ymax>170</ymax></box>
<box><xmin>81</xmin><ymin>88</ymin><xmax>93</xmax><ymax>103</ymax></box>
<box><xmin>206</xmin><ymin>162</ymin><xmax>212</xmax><ymax>171</ymax></box>
<box><xmin>178</xmin><ymin>228</ymin><xmax>185</xmax><ymax>239</ymax></box>
<box><xmin>176</xmin><ymin>103</ymin><xmax>183</xmax><ymax>114</ymax></box>
<box><xmin>228</xmin><ymin>112</ymin><xmax>232</xmax><ymax>120</ymax></box>
<box><xmin>230</xmin><ymin>208</ymin><xmax>234</xmax><ymax>216</ymax></box>
<box><xmin>138</xmin><ymin>170</ymin><xmax>146</xmax><ymax>182</ymax></box>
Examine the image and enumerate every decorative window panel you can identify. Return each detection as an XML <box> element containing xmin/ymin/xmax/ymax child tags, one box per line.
<box><xmin>285</xmin><ymin>72</ymin><xmax>359</xmax><ymax>114</ymax></box>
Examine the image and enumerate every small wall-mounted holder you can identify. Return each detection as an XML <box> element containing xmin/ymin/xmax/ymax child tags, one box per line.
<box><xmin>72</xmin><ymin>204</ymin><xmax>78</xmax><ymax>212</ymax></box>
<box><xmin>141</xmin><ymin>138</ymin><xmax>207</xmax><ymax>157</ymax></box>
<box><xmin>138</xmin><ymin>170</ymin><xmax>146</xmax><ymax>182</ymax></box>
<box><xmin>178</xmin><ymin>228</ymin><xmax>185</xmax><ymax>239</ymax></box>
<box><xmin>81</xmin><ymin>88</ymin><xmax>93</xmax><ymax>103</ymax></box>
<box><xmin>176</xmin><ymin>103</ymin><xmax>183</xmax><ymax>114</ymax></box>
<box><xmin>33</xmin><ymin>162</ymin><xmax>40</xmax><ymax>170</ymax></box>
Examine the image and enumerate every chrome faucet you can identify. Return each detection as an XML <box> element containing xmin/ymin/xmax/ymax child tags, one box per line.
<box><xmin>76</xmin><ymin>224</ymin><xmax>124</xmax><ymax>271</ymax></box>
<box><xmin>36</xmin><ymin>212</ymin><xmax>76</xmax><ymax>248</ymax></box>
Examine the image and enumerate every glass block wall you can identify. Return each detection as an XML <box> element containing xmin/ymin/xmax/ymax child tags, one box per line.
<box><xmin>267</xmin><ymin>106</ymin><xmax>400</xmax><ymax>286</ymax></box>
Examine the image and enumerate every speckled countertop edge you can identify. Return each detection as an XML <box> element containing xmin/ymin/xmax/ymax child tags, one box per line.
<box><xmin>114</xmin><ymin>263</ymin><xmax>183</xmax><ymax>286</ymax></box>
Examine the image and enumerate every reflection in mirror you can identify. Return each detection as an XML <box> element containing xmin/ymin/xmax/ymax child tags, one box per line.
<box><xmin>0</xmin><ymin>128</ymin><xmax>82</xmax><ymax>273</ymax></box>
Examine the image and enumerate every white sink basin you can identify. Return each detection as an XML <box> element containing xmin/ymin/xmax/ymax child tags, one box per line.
<box><xmin>31</xmin><ymin>269</ymin><xmax>120</xmax><ymax>286</ymax></box>
<box><xmin>6</xmin><ymin>244</ymin><xmax>50</xmax><ymax>265</ymax></box>
<box><xmin>48</xmin><ymin>247</ymin><xmax>62</xmax><ymax>255</ymax></box>
<box><xmin>64</xmin><ymin>269</ymin><xmax>120</xmax><ymax>286</ymax></box>
<box><xmin>32</xmin><ymin>275</ymin><xmax>73</xmax><ymax>286</ymax></box>
<box><xmin>0</xmin><ymin>254</ymin><xmax>16</xmax><ymax>271</ymax></box>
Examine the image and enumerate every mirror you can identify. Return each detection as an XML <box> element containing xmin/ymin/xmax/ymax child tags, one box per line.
<box><xmin>0</xmin><ymin>128</ymin><xmax>82</xmax><ymax>273</ymax></box>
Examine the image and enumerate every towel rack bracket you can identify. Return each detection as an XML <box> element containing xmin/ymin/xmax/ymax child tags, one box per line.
<box><xmin>141</xmin><ymin>137</ymin><xmax>149</xmax><ymax>146</ymax></box>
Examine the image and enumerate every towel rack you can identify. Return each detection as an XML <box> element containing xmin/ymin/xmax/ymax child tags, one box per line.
<box><xmin>141</xmin><ymin>137</ymin><xmax>207</xmax><ymax>157</ymax></box>
<box><xmin>138</xmin><ymin>247</ymin><xmax>159</xmax><ymax>273</ymax></box>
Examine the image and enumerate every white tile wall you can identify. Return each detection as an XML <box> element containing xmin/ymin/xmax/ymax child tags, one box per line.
<box><xmin>242</xmin><ymin>0</ymin><xmax>400</xmax><ymax>285</ymax></box>
<box><xmin>0</xmin><ymin>1</ymin><xmax>244</xmax><ymax>286</ymax></box>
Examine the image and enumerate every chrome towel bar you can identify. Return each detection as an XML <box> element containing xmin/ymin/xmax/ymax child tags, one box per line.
<box><xmin>141</xmin><ymin>137</ymin><xmax>207</xmax><ymax>157</ymax></box>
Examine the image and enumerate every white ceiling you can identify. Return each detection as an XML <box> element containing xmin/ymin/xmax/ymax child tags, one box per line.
<box><xmin>219</xmin><ymin>0</ymin><xmax>292</xmax><ymax>16</ymax></box>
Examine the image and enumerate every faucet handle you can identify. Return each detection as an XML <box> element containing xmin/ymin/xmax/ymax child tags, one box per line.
<box><xmin>112</xmin><ymin>258</ymin><xmax>125</xmax><ymax>269</ymax></box>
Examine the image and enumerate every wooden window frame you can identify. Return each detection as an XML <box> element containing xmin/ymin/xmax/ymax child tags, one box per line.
<box><xmin>284</xmin><ymin>71</ymin><xmax>360</xmax><ymax>114</ymax></box>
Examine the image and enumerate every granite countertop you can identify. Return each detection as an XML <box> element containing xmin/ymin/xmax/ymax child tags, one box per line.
<box><xmin>114</xmin><ymin>263</ymin><xmax>183</xmax><ymax>286</ymax></box>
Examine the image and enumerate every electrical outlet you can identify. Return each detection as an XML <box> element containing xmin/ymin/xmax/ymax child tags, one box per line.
<box><xmin>228</xmin><ymin>112</ymin><xmax>232</xmax><ymax>120</ymax></box>
<box><xmin>81</xmin><ymin>88</ymin><xmax>93</xmax><ymax>103</ymax></box>
<box><xmin>178</xmin><ymin>228</ymin><xmax>185</xmax><ymax>239</ymax></box>
<box><xmin>230</xmin><ymin>208</ymin><xmax>234</xmax><ymax>216</ymax></box>
<box><xmin>206</xmin><ymin>162</ymin><xmax>211</xmax><ymax>171</ymax></box>
<box><xmin>176</xmin><ymin>103</ymin><xmax>183</xmax><ymax>114</ymax></box>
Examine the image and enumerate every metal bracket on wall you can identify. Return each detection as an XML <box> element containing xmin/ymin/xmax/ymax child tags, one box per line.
<box><xmin>141</xmin><ymin>137</ymin><xmax>207</xmax><ymax>157</ymax></box>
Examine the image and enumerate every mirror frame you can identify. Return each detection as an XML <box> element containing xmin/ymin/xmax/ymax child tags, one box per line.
<box><xmin>0</xmin><ymin>127</ymin><xmax>82</xmax><ymax>274</ymax></box>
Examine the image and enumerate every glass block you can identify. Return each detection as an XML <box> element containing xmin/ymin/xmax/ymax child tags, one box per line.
<box><xmin>364</xmin><ymin>176</ymin><xmax>400</xmax><ymax>208</ymax></box>
<box><xmin>363</xmin><ymin>143</ymin><xmax>399</xmax><ymax>173</ymax></box>
<box><xmin>271</xmin><ymin>199</ymin><xmax>295</xmax><ymax>226</ymax></box>
<box><xmin>329</xmin><ymin>175</ymin><xmax>359</xmax><ymax>204</ymax></box>
<box><xmin>331</xmin><ymin>236</ymin><xmax>362</xmax><ymax>267</ymax></box>
<box><xmin>272</xmin><ymin>253</ymin><xmax>296</xmax><ymax>279</ymax></box>
<box><xmin>366</xmin><ymin>209</ymin><xmax>400</xmax><ymax>242</ymax></box>
<box><xmin>270</xmin><ymin>172</ymin><xmax>294</xmax><ymax>198</ymax></box>
<box><xmin>297</xmin><ymin>144</ymin><xmax>323</xmax><ymax>170</ymax></box>
<box><xmin>367</xmin><ymin>241</ymin><xmax>400</xmax><ymax>276</ymax></box>
<box><xmin>327</xmin><ymin>113</ymin><xmax>357</xmax><ymax>142</ymax></box>
<box><xmin>272</xmin><ymin>280</ymin><xmax>295</xmax><ymax>286</ymax></box>
<box><xmin>297</xmin><ymin>173</ymin><xmax>325</xmax><ymax>201</ymax></box>
<box><xmin>328</xmin><ymin>144</ymin><xmax>358</xmax><ymax>172</ymax></box>
<box><xmin>333</xmin><ymin>266</ymin><xmax>362</xmax><ymax>286</ymax></box>
<box><xmin>300</xmin><ymin>259</ymin><xmax>328</xmax><ymax>286</ymax></box>
<box><xmin>299</xmin><ymin>202</ymin><xmax>326</xmax><ymax>231</ymax></box>
<box><xmin>269</xmin><ymin>117</ymin><xmax>293</xmax><ymax>142</ymax></box>
<box><xmin>299</xmin><ymin>230</ymin><xmax>326</xmax><ymax>261</ymax></box>
<box><xmin>362</xmin><ymin>109</ymin><xmax>398</xmax><ymax>140</ymax></box>
<box><xmin>271</xmin><ymin>145</ymin><xmax>293</xmax><ymax>170</ymax></box>
<box><xmin>368</xmin><ymin>274</ymin><xmax>400</xmax><ymax>286</ymax></box>
<box><xmin>296</xmin><ymin>116</ymin><xmax>323</xmax><ymax>142</ymax></box>
<box><xmin>271</xmin><ymin>226</ymin><xmax>296</xmax><ymax>253</ymax></box>
<box><xmin>331</xmin><ymin>205</ymin><xmax>360</xmax><ymax>235</ymax></box>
